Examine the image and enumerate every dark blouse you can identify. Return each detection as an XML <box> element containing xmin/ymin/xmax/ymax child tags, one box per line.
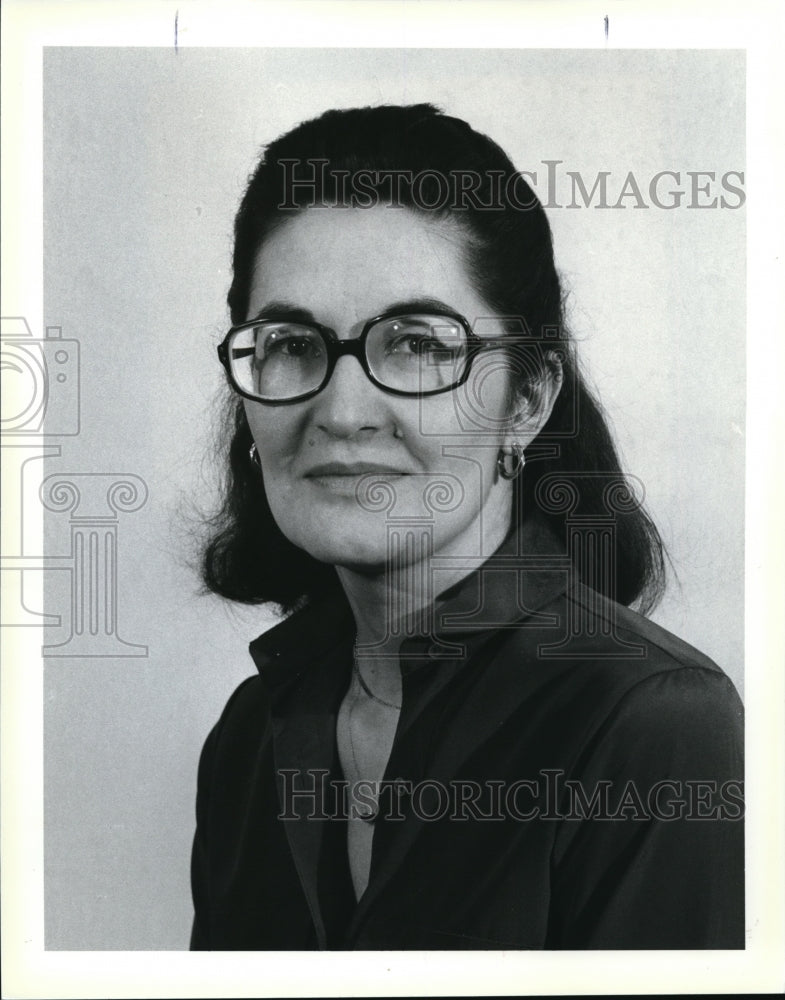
<box><xmin>190</xmin><ymin>519</ymin><xmax>744</xmax><ymax>950</ymax></box>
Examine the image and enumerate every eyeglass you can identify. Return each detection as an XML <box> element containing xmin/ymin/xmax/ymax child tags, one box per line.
<box><xmin>217</xmin><ymin>309</ymin><xmax>507</xmax><ymax>405</ymax></box>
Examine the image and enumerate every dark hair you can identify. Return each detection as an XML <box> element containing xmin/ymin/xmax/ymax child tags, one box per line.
<box><xmin>202</xmin><ymin>104</ymin><xmax>665</xmax><ymax>614</ymax></box>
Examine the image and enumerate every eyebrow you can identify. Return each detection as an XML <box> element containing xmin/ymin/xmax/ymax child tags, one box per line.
<box><xmin>248</xmin><ymin>296</ymin><xmax>461</xmax><ymax>327</ymax></box>
<box><xmin>248</xmin><ymin>301</ymin><xmax>318</xmax><ymax>324</ymax></box>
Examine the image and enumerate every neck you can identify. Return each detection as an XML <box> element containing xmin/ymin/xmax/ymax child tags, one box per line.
<box><xmin>336</xmin><ymin>504</ymin><xmax>513</xmax><ymax>660</ymax></box>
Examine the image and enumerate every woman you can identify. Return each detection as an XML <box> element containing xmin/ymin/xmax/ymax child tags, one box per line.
<box><xmin>191</xmin><ymin>104</ymin><xmax>744</xmax><ymax>950</ymax></box>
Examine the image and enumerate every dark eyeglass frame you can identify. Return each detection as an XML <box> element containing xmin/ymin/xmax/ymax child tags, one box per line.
<box><xmin>217</xmin><ymin>308</ymin><xmax>509</xmax><ymax>405</ymax></box>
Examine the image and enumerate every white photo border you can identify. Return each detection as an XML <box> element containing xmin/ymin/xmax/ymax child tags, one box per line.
<box><xmin>2</xmin><ymin>0</ymin><xmax>783</xmax><ymax>996</ymax></box>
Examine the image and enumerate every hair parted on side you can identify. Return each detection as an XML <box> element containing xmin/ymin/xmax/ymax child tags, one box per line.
<box><xmin>201</xmin><ymin>103</ymin><xmax>666</xmax><ymax>615</ymax></box>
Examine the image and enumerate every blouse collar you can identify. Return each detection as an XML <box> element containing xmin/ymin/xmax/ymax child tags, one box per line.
<box><xmin>249</xmin><ymin>509</ymin><xmax>569</xmax><ymax>689</ymax></box>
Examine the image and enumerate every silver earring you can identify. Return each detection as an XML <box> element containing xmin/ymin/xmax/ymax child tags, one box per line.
<box><xmin>497</xmin><ymin>443</ymin><xmax>525</xmax><ymax>480</ymax></box>
<box><xmin>249</xmin><ymin>443</ymin><xmax>261</xmax><ymax>468</ymax></box>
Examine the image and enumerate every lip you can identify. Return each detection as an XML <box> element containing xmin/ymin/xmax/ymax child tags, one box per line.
<box><xmin>304</xmin><ymin>462</ymin><xmax>410</xmax><ymax>478</ymax></box>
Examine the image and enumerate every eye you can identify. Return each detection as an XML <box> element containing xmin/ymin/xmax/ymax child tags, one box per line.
<box><xmin>260</xmin><ymin>326</ymin><xmax>323</xmax><ymax>360</ymax></box>
<box><xmin>391</xmin><ymin>333</ymin><xmax>445</xmax><ymax>356</ymax></box>
<box><xmin>276</xmin><ymin>337</ymin><xmax>315</xmax><ymax>357</ymax></box>
<box><xmin>382</xmin><ymin>317</ymin><xmax>464</xmax><ymax>364</ymax></box>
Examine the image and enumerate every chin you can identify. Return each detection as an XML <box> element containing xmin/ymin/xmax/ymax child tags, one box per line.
<box><xmin>283</xmin><ymin>525</ymin><xmax>392</xmax><ymax>574</ymax></box>
<box><xmin>297</xmin><ymin>525</ymin><xmax>466</xmax><ymax>577</ymax></box>
<box><xmin>274</xmin><ymin>507</ymin><xmax>480</xmax><ymax>574</ymax></box>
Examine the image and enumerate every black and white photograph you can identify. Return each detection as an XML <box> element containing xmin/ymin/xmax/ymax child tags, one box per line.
<box><xmin>2</xmin><ymin>1</ymin><xmax>783</xmax><ymax>996</ymax></box>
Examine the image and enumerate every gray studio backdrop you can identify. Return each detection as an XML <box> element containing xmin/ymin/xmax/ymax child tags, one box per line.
<box><xmin>40</xmin><ymin>48</ymin><xmax>744</xmax><ymax>949</ymax></box>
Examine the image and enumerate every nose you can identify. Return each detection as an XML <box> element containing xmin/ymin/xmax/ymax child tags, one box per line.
<box><xmin>311</xmin><ymin>353</ymin><xmax>385</xmax><ymax>439</ymax></box>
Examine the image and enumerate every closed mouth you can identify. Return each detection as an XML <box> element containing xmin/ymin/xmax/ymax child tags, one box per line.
<box><xmin>305</xmin><ymin>463</ymin><xmax>409</xmax><ymax>478</ymax></box>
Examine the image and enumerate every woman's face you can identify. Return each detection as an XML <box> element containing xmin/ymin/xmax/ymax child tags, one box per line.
<box><xmin>244</xmin><ymin>206</ymin><xmax>542</xmax><ymax>572</ymax></box>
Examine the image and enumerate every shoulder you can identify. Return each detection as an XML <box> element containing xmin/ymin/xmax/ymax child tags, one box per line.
<box><xmin>196</xmin><ymin>675</ymin><xmax>270</xmax><ymax>781</ymax></box>
<box><xmin>529</xmin><ymin>583</ymin><xmax>743</xmax><ymax>771</ymax></box>
<box><xmin>214</xmin><ymin>673</ymin><xmax>268</xmax><ymax>730</ymax></box>
<box><xmin>552</xmin><ymin>582</ymin><xmax>740</xmax><ymax>695</ymax></box>
<box><xmin>485</xmin><ymin>582</ymin><xmax>743</xmax><ymax>768</ymax></box>
<box><xmin>567</xmin><ymin>581</ymin><xmax>725</xmax><ymax>672</ymax></box>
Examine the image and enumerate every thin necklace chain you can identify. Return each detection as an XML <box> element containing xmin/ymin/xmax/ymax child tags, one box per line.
<box><xmin>343</xmin><ymin>650</ymin><xmax>401</xmax><ymax>823</ymax></box>
<box><xmin>345</xmin><ymin>684</ymin><xmax>385</xmax><ymax>823</ymax></box>
<box><xmin>352</xmin><ymin>649</ymin><xmax>402</xmax><ymax>710</ymax></box>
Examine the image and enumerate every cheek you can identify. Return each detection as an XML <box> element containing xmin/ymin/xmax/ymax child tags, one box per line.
<box><xmin>244</xmin><ymin>403</ymin><xmax>304</xmax><ymax>474</ymax></box>
<box><xmin>457</xmin><ymin>359</ymin><xmax>516</xmax><ymax>433</ymax></box>
<box><xmin>413</xmin><ymin>371</ymin><xmax>512</xmax><ymax>456</ymax></box>
<box><xmin>401</xmin><ymin>411</ymin><xmax>498</xmax><ymax>515</ymax></box>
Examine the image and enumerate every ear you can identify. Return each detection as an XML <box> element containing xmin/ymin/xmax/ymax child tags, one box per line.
<box><xmin>504</xmin><ymin>350</ymin><xmax>563</xmax><ymax>449</ymax></box>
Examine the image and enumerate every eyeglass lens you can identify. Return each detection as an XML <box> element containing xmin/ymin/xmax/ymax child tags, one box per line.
<box><xmin>228</xmin><ymin>314</ymin><xmax>469</xmax><ymax>400</ymax></box>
